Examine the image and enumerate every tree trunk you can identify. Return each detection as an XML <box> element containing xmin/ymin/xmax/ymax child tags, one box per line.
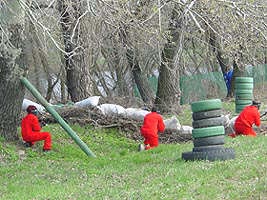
<box><xmin>155</xmin><ymin>6</ymin><xmax>182</xmax><ymax>113</ymax></box>
<box><xmin>207</xmin><ymin>27</ymin><xmax>233</xmax><ymax>97</ymax></box>
<box><xmin>231</xmin><ymin>59</ymin><xmax>244</xmax><ymax>94</ymax></box>
<box><xmin>126</xmin><ymin>49</ymin><xmax>154</xmax><ymax>106</ymax></box>
<box><xmin>0</xmin><ymin>1</ymin><xmax>26</xmax><ymax>141</ymax></box>
<box><xmin>208</xmin><ymin>28</ymin><xmax>229</xmax><ymax>75</ymax></box>
<box><xmin>105</xmin><ymin>47</ymin><xmax>130</xmax><ymax>97</ymax></box>
<box><xmin>57</xmin><ymin>0</ymin><xmax>93</xmax><ymax>102</ymax></box>
<box><xmin>118</xmin><ymin>1</ymin><xmax>154</xmax><ymax>105</ymax></box>
<box><xmin>115</xmin><ymin>63</ymin><xmax>130</xmax><ymax>97</ymax></box>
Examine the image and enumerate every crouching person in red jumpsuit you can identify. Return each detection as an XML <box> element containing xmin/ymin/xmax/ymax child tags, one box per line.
<box><xmin>21</xmin><ymin>105</ymin><xmax>52</xmax><ymax>152</ymax></box>
<box><xmin>139</xmin><ymin>107</ymin><xmax>165</xmax><ymax>151</ymax></box>
<box><xmin>232</xmin><ymin>100</ymin><xmax>261</xmax><ymax>137</ymax></box>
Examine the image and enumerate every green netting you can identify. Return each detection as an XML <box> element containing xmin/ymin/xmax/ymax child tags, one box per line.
<box><xmin>133</xmin><ymin>75</ymin><xmax>158</xmax><ymax>98</ymax></box>
<box><xmin>134</xmin><ymin>64</ymin><xmax>267</xmax><ymax>105</ymax></box>
<box><xmin>180</xmin><ymin>72</ymin><xmax>227</xmax><ymax>105</ymax></box>
<box><xmin>133</xmin><ymin>72</ymin><xmax>227</xmax><ymax>105</ymax></box>
<box><xmin>244</xmin><ymin>64</ymin><xmax>267</xmax><ymax>85</ymax></box>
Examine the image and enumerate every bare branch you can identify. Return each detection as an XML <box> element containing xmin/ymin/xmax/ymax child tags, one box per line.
<box><xmin>70</xmin><ymin>10</ymin><xmax>88</xmax><ymax>43</ymax></box>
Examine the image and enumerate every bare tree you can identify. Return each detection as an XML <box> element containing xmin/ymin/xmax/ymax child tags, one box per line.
<box><xmin>121</xmin><ymin>0</ymin><xmax>155</xmax><ymax>105</ymax></box>
<box><xmin>197</xmin><ymin>0</ymin><xmax>267</xmax><ymax>97</ymax></box>
<box><xmin>1</xmin><ymin>0</ymin><xmax>266</xmax><ymax>142</ymax></box>
<box><xmin>0</xmin><ymin>0</ymin><xmax>26</xmax><ymax>140</ymax></box>
<box><xmin>91</xmin><ymin>0</ymin><xmax>156</xmax><ymax>105</ymax></box>
<box><xmin>155</xmin><ymin>1</ymin><xmax>197</xmax><ymax>112</ymax></box>
<box><xmin>57</xmin><ymin>0</ymin><xmax>93</xmax><ymax>102</ymax></box>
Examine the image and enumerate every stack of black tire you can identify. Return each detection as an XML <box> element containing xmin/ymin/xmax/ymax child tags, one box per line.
<box><xmin>235</xmin><ymin>77</ymin><xmax>254</xmax><ymax>113</ymax></box>
<box><xmin>182</xmin><ymin>99</ymin><xmax>235</xmax><ymax>161</ymax></box>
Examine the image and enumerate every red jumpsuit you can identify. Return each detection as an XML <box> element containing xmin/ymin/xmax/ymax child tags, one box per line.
<box><xmin>21</xmin><ymin>113</ymin><xmax>52</xmax><ymax>150</ymax></box>
<box><xmin>140</xmin><ymin>112</ymin><xmax>165</xmax><ymax>150</ymax></box>
<box><xmin>234</xmin><ymin>105</ymin><xmax>260</xmax><ymax>137</ymax></box>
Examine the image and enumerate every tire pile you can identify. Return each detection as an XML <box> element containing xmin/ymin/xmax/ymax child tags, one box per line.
<box><xmin>182</xmin><ymin>99</ymin><xmax>235</xmax><ymax>161</ymax></box>
<box><xmin>235</xmin><ymin>77</ymin><xmax>253</xmax><ymax>113</ymax></box>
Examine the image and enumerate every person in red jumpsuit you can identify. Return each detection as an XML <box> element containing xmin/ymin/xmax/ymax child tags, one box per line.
<box><xmin>139</xmin><ymin>107</ymin><xmax>165</xmax><ymax>151</ymax></box>
<box><xmin>232</xmin><ymin>100</ymin><xmax>261</xmax><ymax>137</ymax></box>
<box><xmin>21</xmin><ymin>105</ymin><xmax>52</xmax><ymax>152</ymax></box>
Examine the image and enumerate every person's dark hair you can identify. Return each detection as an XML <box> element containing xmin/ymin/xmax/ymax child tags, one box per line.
<box><xmin>26</xmin><ymin>105</ymin><xmax>38</xmax><ymax>114</ymax></box>
<box><xmin>151</xmin><ymin>106</ymin><xmax>158</xmax><ymax>112</ymax></box>
<box><xmin>252</xmin><ymin>100</ymin><xmax>261</xmax><ymax>109</ymax></box>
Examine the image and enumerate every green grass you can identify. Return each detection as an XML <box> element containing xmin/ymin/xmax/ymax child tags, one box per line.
<box><xmin>0</xmin><ymin>123</ymin><xmax>267</xmax><ymax>200</ymax></box>
<box><xmin>222</xmin><ymin>100</ymin><xmax>236</xmax><ymax>114</ymax></box>
<box><xmin>176</xmin><ymin>105</ymin><xmax>193</xmax><ymax>126</ymax></box>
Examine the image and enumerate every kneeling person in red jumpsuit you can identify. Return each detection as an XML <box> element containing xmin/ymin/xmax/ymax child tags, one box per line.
<box><xmin>139</xmin><ymin>107</ymin><xmax>165</xmax><ymax>151</ymax></box>
<box><xmin>233</xmin><ymin>100</ymin><xmax>261</xmax><ymax>137</ymax></box>
<box><xmin>21</xmin><ymin>105</ymin><xmax>52</xmax><ymax>152</ymax></box>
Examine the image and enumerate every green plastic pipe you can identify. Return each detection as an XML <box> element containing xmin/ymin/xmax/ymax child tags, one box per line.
<box><xmin>20</xmin><ymin>77</ymin><xmax>96</xmax><ymax>157</ymax></box>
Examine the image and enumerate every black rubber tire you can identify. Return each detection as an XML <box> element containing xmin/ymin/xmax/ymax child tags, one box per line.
<box><xmin>235</xmin><ymin>77</ymin><xmax>253</xmax><ymax>83</ymax></box>
<box><xmin>235</xmin><ymin>100</ymin><xmax>252</xmax><ymax>105</ymax></box>
<box><xmin>192</xmin><ymin>126</ymin><xmax>225</xmax><ymax>139</ymax></box>
<box><xmin>234</xmin><ymin>89</ymin><xmax>253</xmax><ymax>94</ymax></box>
<box><xmin>193</xmin><ymin>145</ymin><xmax>225</xmax><ymax>152</ymax></box>
<box><xmin>193</xmin><ymin>135</ymin><xmax>225</xmax><ymax>147</ymax></box>
<box><xmin>235</xmin><ymin>83</ymin><xmax>253</xmax><ymax>90</ymax></box>
<box><xmin>192</xmin><ymin>109</ymin><xmax>222</xmax><ymax>121</ymax></box>
<box><xmin>192</xmin><ymin>116</ymin><xmax>225</xmax><ymax>129</ymax></box>
<box><xmin>235</xmin><ymin>109</ymin><xmax>243</xmax><ymax>114</ymax></box>
<box><xmin>235</xmin><ymin>93</ymin><xmax>253</xmax><ymax>100</ymax></box>
<box><xmin>235</xmin><ymin>104</ymin><xmax>248</xmax><ymax>113</ymax></box>
<box><xmin>181</xmin><ymin>148</ymin><xmax>235</xmax><ymax>161</ymax></box>
<box><xmin>191</xmin><ymin>99</ymin><xmax>222</xmax><ymax>113</ymax></box>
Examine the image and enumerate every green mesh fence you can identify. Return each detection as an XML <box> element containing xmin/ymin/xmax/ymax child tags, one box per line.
<box><xmin>134</xmin><ymin>64</ymin><xmax>267</xmax><ymax>105</ymax></box>
<box><xmin>180</xmin><ymin>72</ymin><xmax>227</xmax><ymax>105</ymax></box>
<box><xmin>244</xmin><ymin>64</ymin><xmax>267</xmax><ymax>86</ymax></box>
<box><xmin>244</xmin><ymin>64</ymin><xmax>267</xmax><ymax>100</ymax></box>
<box><xmin>133</xmin><ymin>75</ymin><xmax>158</xmax><ymax>98</ymax></box>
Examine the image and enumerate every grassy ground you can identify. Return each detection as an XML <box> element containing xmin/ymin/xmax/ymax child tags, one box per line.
<box><xmin>0</xmin><ymin>121</ymin><xmax>267</xmax><ymax>200</ymax></box>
